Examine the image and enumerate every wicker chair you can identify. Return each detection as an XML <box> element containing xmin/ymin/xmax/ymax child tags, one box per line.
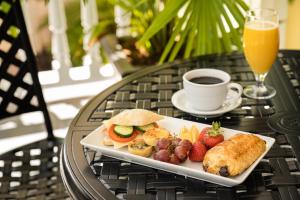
<box><xmin>0</xmin><ymin>0</ymin><xmax>68</xmax><ymax>199</ymax></box>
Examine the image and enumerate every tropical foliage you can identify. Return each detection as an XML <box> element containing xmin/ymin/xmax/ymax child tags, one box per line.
<box><xmin>138</xmin><ymin>0</ymin><xmax>249</xmax><ymax>63</ymax></box>
<box><xmin>66</xmin><ymin>0</ymin><xmax>249</xmax><ymax>65</ymax></box>
<box><xmin>89</xmin><ymin>0</ymin><xmax>171</xmax><ymax>64</ymax></box>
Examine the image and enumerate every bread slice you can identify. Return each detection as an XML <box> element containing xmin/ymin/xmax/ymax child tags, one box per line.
<box><xmin>103</xmin><ymin>109</ymin><xmax>163</xmax><ymax>127</ymax></box>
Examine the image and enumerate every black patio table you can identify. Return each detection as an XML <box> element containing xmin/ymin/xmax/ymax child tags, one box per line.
<box><xmin>60</xmin><ymin>50</ymin><xmax>300</xmax><ymax>200</ymax></box>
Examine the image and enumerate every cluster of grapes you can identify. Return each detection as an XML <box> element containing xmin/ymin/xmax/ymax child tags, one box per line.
<box><xmin>153</xmin><ymin>138</ymin><xmax>192</xmax><ymax>164</ymax></box>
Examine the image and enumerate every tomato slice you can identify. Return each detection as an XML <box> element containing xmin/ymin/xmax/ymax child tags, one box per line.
<box><xmin>108</xmin><ymin>125</ymin><xmax>140</xmax><ymax>143</ymax></box>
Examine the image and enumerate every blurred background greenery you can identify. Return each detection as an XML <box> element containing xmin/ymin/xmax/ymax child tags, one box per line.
<box><xmin>38</xmin><ymin>0</ymin><xmax>248</xmax><ymax>67</ymax></box>
<box><xmin>34</xmin><ymin>0</ymin><xmax>300</xmax><ymax>68</ymax></box>
<box><xmin>89</xmin><ymin>0</ymin><xmax>249</xmax><ymax>65</ymax></box>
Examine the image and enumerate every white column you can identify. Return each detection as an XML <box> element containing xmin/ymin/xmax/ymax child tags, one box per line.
<box><xmin>81</xmin><ymin>0</ymin><xmax>102</xmax><ymax>68</ymax></box>
<box><xmin>114</xmin><ymin>5</ymin><xmax>131</xmax><ymax>38</ymax></box>
<box><xmin>20</xmin><ymin>1</ymin><xmax>35</xmax><ymax>53</ymax></box>
<box><xmin>48</xmin><ymin>0</ymin><xmax>72</xmax><ymax>69</ymax></box>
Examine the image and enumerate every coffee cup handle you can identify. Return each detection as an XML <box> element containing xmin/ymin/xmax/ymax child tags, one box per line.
<box><xmin>227</xmin><ymin>83</ymin><xmax>243</xmax><ymax>102</ymax></box>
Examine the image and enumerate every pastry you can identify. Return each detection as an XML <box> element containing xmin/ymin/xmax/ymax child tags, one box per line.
<box><xmin>143</xmin><ymin>128</ymin><xmax>170</xmax><ymax>146</ymax></box>
<box><xmin>203</xmin><ymin>133</ymin><xmax>266</xmax><ymax>177</ymax></box>
<box><xmin>128</xmin><ymin>139</ymin><xmax>153</xmax><ymax>157</ymax></box>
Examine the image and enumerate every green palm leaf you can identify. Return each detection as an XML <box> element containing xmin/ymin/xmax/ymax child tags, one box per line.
<box><xmin>138</xmin><ymin>0</ymin><xmax>248</xmax><ymax>63</ymax></box>
<box><xmin>138</xmin><ymin>0</ymin><xmax>187</xmax><ymax>44</ymax></box>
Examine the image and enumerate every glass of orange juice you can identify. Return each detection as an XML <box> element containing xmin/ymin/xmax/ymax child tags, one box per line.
<box><xmin>243</xmin><ymin>8</ymin><xmax>279</xmax><ymax>99</ymax></box>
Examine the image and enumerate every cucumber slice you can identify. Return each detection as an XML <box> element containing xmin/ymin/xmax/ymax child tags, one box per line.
<box><xmin>114</xmin><ymin>125</ymin><xmax>133</xmax><ymax>138</ymax></box>
<box><xmin>135</xmin><ymin>123</ymin><xmax>156</xmax><ymax>132</ymax></box>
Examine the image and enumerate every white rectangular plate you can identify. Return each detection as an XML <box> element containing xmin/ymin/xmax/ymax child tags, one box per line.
<box><xmin>80</xmin><ymin>116</ymin><xmax>275</xmax><ymax>187</ymax></box>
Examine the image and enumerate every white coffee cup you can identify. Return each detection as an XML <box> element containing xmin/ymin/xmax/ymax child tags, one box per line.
<box><xmin>183</xmin><ymin>68</ymin><xmax>243</xmax><ymax>111</ymax></box>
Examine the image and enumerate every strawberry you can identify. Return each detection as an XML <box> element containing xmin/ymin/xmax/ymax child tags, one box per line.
<box><xmin>198</xmin><ymin>122</ymin><xmax>224</xmax><ymax>149</ymax></box>
<box><xmin>188</xmin><ymin>141</ymin><xmax>207</xmax><ymax>162</ymax></box>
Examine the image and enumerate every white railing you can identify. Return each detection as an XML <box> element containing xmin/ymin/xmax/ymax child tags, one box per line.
<box><xmin>48</xmin><ymin>0</ymin><xmax>72</xmax><ymax>69</ymax></box>
<box><xmin>0</xmin><ymin>0</ymin><xmax>122</xmax><ymax>141</ymax></box>
<box><xmin>21</xmin><ymin>0</ymin><xmax>123</xmax><ymax>90</ymax></box>
<box><xmin>81</xmin><ymin>0</ymin><xmax>102</xmax><ymax>68</ymax></box>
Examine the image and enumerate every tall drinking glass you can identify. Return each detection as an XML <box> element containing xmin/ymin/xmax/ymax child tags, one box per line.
<box><xmin>243</xmin><ymin>8</ymin><xmax>279</xmax><ymax>99</ymax></box>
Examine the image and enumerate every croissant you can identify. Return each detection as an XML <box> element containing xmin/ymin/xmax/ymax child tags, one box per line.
<box><xmin>203</xmin><ymin>133</ymin><xmax>266</xmax><ymax>177</ymax></box>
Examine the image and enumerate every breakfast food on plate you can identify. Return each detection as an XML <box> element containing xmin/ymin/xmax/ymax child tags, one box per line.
<box><xmin>189</xmin><ymin>141</ymin><xmax>207</xmax><ymax>162</ymax></box>
<box><xmin>178</xmin><ymin>139</ymin><xmax>193</xmax><ymax>152</ymax></box>
<box><xmin>143</xmin><ymin>128</ymin><xmax>170</xmax><ymax>146</ymax></box>
<box><xmin>154</xmin><ymin>137</ymin><xmax>192</xmax><ymax>164</ymax></box>
<box><xmin>128</xmin><ymin>139</ymin><xmax>153</xmax><ymax>157</ymax></box>
<box><xmin>100</xmin><ymin>113</ymin><xmax>267</xmax><ymax>178</ymax></box>
<box><xmin>108</xmin><ymin>125</ymin><xmax>140</xmax><ymax>143</ymax></box>
<box><xmin>198</xmin><ymin>122</ymin><xmax>224</xmax><ymax>149</ymax></box>
<box><xmin>104</xmin><ymin>109</ymin><xmax>163</xmax><ymax>128</ymax></box>
<box><xmin>103</xmin><ymin>109</ymin><xmax>163</xmax><ymax>148</ymax></box>
<box><xmin>103</xmin><ymin>135</ymin><xmax>114</xmax><ymax>146</ymax></box>
<box><xmin>203</xmin><ymin>133</ymin><xmax>266</xmax><ymax>177</ymax></box>
<box><xmin>179</xmin><ymin>125</ymin><xmax>199</xmax><ymax>143</ymax></box>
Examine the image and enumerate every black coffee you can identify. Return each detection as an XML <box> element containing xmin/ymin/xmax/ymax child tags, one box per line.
<box><xmin>189</xmin><ymin>76</ymin><xmax>223</xmax><ymax>85</ymax></box>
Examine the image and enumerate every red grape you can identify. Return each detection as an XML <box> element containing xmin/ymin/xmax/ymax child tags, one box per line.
<box><xmin>153</xmin><ymin>149</ymin><xmax>170</xmax><ymax>162</ymax></box>
<box><xmin>174</xmin><ymin>145</ymin><xmax>188</xmax><ymax>161</ymax></box>
<box><xmin>167</xmin><ymin>144</ymin><xmax>176</xmax><ymax>153</ymax></box>
<box><xmin>172</xmin><ymin>137</ymin><xmax>182</xmax><ymax>146</ymax></box>
<box><xmin>179</xmin><ymin>139</ymin><xmax>193</xmax><ymax>151</ymax></box>
<box><xmin>154</xmin><ymin>137</ymin><xmax>191</xmax><ymax>164</ymax></box>
<box><xmin>156</xmin><ymin>138</ymin><xmax>171</xmax><ymax>150</ymax></box>
<box><xmin>169</xmin><ymin>154</ymin><xmax>181</xmax><ymax>164</ymax></box>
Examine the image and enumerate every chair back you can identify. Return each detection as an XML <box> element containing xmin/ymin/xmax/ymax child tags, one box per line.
<box><xmin>0</xmin><ymin>0</ymin><xmax>53</xmax><ymax>138</ymax></box>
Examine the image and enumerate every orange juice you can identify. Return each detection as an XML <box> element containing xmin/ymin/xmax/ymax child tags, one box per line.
<box><xmin>243</xmin><ymin>21</ymin><xmax>279</xmax><ymax>74</ymax></box>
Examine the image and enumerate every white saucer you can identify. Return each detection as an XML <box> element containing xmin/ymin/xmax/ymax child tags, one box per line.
<box><xmin>171</xmin><ymin>89</ymin><xmax>242</xmax><ymax>118</ymax></box>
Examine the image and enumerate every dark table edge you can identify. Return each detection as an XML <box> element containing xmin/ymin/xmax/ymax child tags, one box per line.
<box><xmin>59</xmin><ymin>145</ymin><xmax>79</xmax><ymax>199</ymax></box>
<box><xmin>61</xmin><ymin>141</ymin><xmax>111</xmax><ymax>200</ymax></box>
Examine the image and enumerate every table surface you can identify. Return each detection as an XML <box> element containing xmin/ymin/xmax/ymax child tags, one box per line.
<box><xmin>60</xmin><ymin>50</ymin><xmax>300</xmax><ymax>200</ymax></box>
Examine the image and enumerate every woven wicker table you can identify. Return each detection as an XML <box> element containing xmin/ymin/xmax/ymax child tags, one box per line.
<box><xmin>60</xmin><ymin>51</ymin><xmax>300</xmax><ymax>200</ymax></box>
